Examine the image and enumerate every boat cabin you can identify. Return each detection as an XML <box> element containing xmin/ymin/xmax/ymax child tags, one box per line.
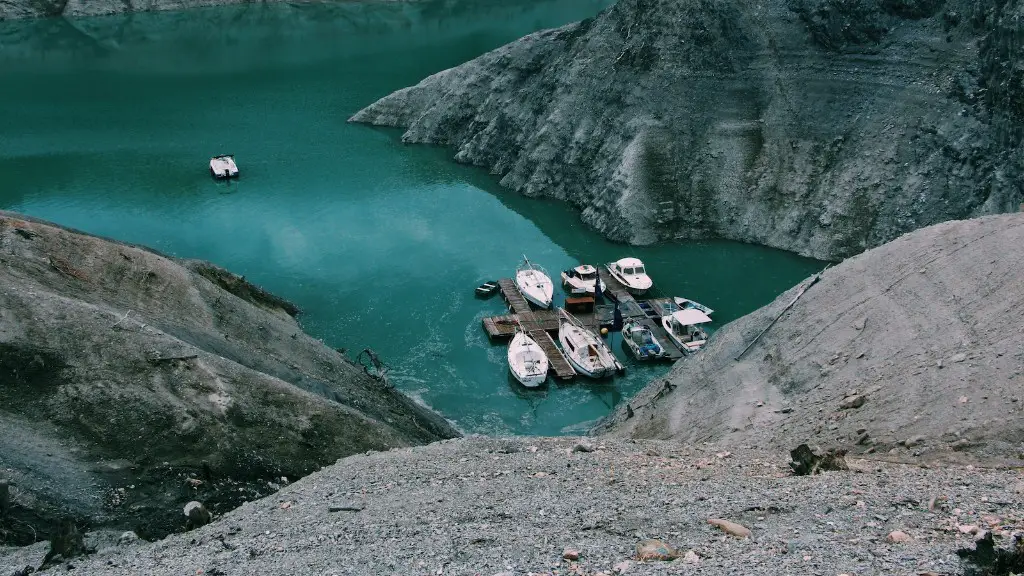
<box><xmin>664</xmin><ymin>309</ymin><xmax>711</xmax><ymax>351</ymax></box>
<box><xmin>610</xmin><ymin>258</ymin><xmax>646</xmax><ymax>277</ymax></box>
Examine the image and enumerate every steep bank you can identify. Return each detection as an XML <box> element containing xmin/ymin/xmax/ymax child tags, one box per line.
<box><xmin>0</xmin><ymin>0</ymin><xmax>313</xmax><ymax>20</ymax></box>
<box><xmin>599</xmin><ymin>213</ymin><xmax>1024</xmax><ymax>465</ymax></box>
<box><xmin>352</xmin><ymin>0</ymin><xmax>1023</xmax><ymax>261</ymax></box>
<box><xmin>4</xmin><ymin>436</ymin><xmax>1022</xmax><ymax>575</ymax></box>
<box><xmin>0</xmin><ymin>212</ymin><xmax>458</xmax><ymax>544</ymax></box>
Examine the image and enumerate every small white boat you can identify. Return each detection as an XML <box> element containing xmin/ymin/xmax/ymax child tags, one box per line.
<box><xmin>606</xmin><ymin>258</ymin><xmax>653</xmax><ymax>296</ymax></box>
<box><xmin>673</xmin><ymin>296</ymin><xmax>714</xmax><ymax>316</ymax></box>
<box><xmin>662</xmin><ymin>309</ymin><xmax>712</xmax><ymax>354</ymax></box>
<box><xmin>558</xmin><ymin>308</ymin><xmax>621</xmax><ymax>378</ymax></box>
<box><xmin>507</xmin><ymin>330</ymin><xmax>549</xmax><ymax>388</ymax></box>
<box><xmin>622</xmin><ymin>320</ymin><xmax>667</xmax><ymax>361</ymax></box>
<box><xmin>210</xmin><ymin>154</ymin><xmax>239</xmax><ymax>179</ymax></box>
<box><xmin>515</xmin><ymin>256</ymin><xmax>554</xmax><ymax>309</ymax></box>
<box><xmin>560</xmin><ymin>264</ymin><xmax>606</xmax><ymax>296</ymax></box>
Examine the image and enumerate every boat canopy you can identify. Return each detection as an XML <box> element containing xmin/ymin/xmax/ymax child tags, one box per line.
<box><xmin>614</xmin><ymin>257</ymin><xmax>644</xmax><ymax>269</ymax></box>
<box><xmin>671</xmin><ymin>309</ymin><xmax>711</xmax><ymax>326</ymax></box>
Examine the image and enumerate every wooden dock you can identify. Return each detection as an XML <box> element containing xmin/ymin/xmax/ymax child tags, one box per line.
<box><xmin>528</xmin><ymin>329</ymin><xmax>576</xmax><ymax>379</ymax></box>
<box><xmin>481</xmin><ymin>269</ymin><xmax>696</xmax><ymax>369</ymax></box>
<box><xmin>483</xmin><ymin>309</ymin><xmax>599</xmax><ymax>339</ymax></box>
<box><xmin>498</xmin><ymin>278</ymin><xmax>532</xmax><ymax>314</ymax></box>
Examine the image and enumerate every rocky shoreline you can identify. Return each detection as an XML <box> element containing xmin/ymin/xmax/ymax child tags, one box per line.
<box><xmin>0</xmin><ymin>212</ymin><xmax>458</xmax><ymax>545</ymax></box>
<box><xmin>351</xmin><ymin>0</ymin><xmax>1023</xmax><ymax>261</ymax></box>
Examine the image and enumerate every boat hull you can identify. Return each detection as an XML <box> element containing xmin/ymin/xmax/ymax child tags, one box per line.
<box><xmin>508</xmin><ymin>332</ymin><xmax>548</xmax><ymax>387</ymax></box>
<box><xmin>515</xmin><ymin>269</ymin><xmax>553</xmax><ymax>309</ymax></box>
<box><xmin>558</xmin><ymin>312</ymin><xmax>618</xmax><ymax>379</ymax></box>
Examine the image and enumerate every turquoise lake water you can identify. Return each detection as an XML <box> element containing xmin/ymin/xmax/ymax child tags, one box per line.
<box><xmin>0</xmin><ymin>0</ymin><xmax>824</xmax><ymax>436</ymax></box>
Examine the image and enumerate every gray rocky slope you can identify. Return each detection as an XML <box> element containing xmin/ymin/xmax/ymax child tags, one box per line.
<box><xmin>0</xmin><ymin>212</ymin><xmax>458</xmax><ymax>544</ymax></box>
<box><xmin>3</xmin><ymin>436</ymin><xmax>1022</xmax><ymax>575</ymax></box>
<box><xmin>599</xmin><ymin>213</ymin><xmax>1024</xmax><ymax>466</ymax></box>
<box><xmin>352</xmin><ymin>0</ymin><xmax>1024</xmax><ymax>261</ymax></box>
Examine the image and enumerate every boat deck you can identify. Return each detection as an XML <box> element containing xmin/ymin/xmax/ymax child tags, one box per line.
<box><xmin>528</xmin><ymin>329</ymin><xmax>576</xmax><ymax>380</ymax></box>
<box><xmin>636</xmin><ymin>317</ymin><xmax>684</xmax><ymax>360</ymax></box>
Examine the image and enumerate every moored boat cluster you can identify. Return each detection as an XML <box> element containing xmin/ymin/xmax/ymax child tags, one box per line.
<box><xmin>479</xmin><ymin>256</ymin><xmax>714</xmax><ymax>388</ymax></box>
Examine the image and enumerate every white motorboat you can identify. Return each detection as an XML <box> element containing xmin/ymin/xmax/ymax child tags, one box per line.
<box><xmin>662</xmin><ymin>309</ymin><xmax>712</xmax><ymax>354</ymax></box>
<box><xmin>507</xmin><ymin>330</ymin><xmax>549</xmax><ymax>388</ymax></box>
<box><xmin>621</xmin><ymin>320</ymin><xmax>667</xmax><ymax>361</ymax></box>
<box><xmin>210</xmin><ymin>154</ymin><xmax>239</xmax><ymax>179</ymax></box>
<box><xmin>673</xmin><ymin>296</ymin><xmax>714</xmax><ymax>316</ymax></box>
<box><xmin>515</xmin><ymin>256</ymin><xmax>554</xmax><ymax>309</ymax></box>
<box><xmin>606</xmin><ymin>258</ymin><xmax>653</xmax><ymax>296</ymax></box>
<box><xmin>560</xmin><ymin>264</ymin><xmax>606</xmax><ymax>296</ymax></box>
<box><xmin>558</xmin><ymin>308</ymin><xmax>621</xmax><ymax>378</ymax></box>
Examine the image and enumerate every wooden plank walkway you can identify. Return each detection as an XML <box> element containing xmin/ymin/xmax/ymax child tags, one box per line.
<box><xmin>529</xmin><ymin>329</ymin><xmax>576</xmax><ymax>379</ymax></box>
<box><xmin>498</xmin><ymin>278</ymin><xmax>532</xmax><ymax>315</ymax></box>
<box><xmin>639</xmin><ymin>317</ymin><xmax>684</xmax><ymax>360</ymax></box>
<box><xmin>483</xmin><ymin>310</ymin><xmax>599</xmax><ymax>339</ymax></box>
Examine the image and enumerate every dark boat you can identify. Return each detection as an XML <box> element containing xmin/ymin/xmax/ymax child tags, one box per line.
<box><xmin>475</xmin><ymin>280</ymin><xmax>499</xmax><ymax>297</ymax></box>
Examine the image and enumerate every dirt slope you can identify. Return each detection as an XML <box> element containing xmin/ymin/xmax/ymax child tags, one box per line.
<box><xmin>0</xmin><ymin>212</ymin><xmax>458</xmax><ymax>543</ymax></box>
<box><xmin>352</xmin><ymin>0</ymin><xmax>1023</xmax><ymax>260</ymax></box>
<box><xmin>599</xmin><ymin>213</ymin><xmax>1024</xmax><ymax>465</ymax></box>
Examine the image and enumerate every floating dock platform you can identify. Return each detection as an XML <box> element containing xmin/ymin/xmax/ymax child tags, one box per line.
<box><xmin>482</xmin><ymin>271</ymin><xmax>691</xmax><ymax>362</ymax></box>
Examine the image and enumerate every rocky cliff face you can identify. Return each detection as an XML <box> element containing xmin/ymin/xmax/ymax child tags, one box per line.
<box><xmin>352</xmin><ymin>0</ymin><xmax>1023</xmax><ymax>261</ymax></box>
<box><xmin>0</xmin><ymin>0</ymin><xmax>268</xmax><ymax>19</ymax></box>
<box><xmin>0</xmin><ymin>212</ymin><xmax>458</xmax><ymax>544</ymax></box>
<box><xmin>599</xmin><ymin>213</ymin><xmax>1024</xmax><ymax>464</ymax></box>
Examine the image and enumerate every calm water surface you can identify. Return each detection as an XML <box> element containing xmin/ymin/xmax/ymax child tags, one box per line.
<box><xmin>0</xmin><ymin>1</ymin><xmax>824</xmax><ymax>435</ymax></box>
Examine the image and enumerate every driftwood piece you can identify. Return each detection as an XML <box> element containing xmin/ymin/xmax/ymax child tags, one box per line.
<box><xmin>790</xmin><ymin>444</ymin><xmax>849</xmax><ymax>475</ymax></box>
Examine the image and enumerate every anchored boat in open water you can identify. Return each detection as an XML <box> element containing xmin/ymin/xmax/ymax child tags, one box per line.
<box><xmin>210</xmin><ymin>154</ymin><xmax>239</xmax><ymax>179</ymax></box>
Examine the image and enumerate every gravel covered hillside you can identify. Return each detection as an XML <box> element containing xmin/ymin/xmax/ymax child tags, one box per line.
<box><xmin>600</xmin><ymin>213</ymin><xmax>1024</xmax><ymax>466</ymax></box>
<box><xmin>352</xmin><ymin>0</ymin><xmax>1023</xmax><ymax>260</ymax></box>
<box><xmin>3</xmin><ymin>436</ymin><xmax>1022</xmax><ymax>575</ymax></box>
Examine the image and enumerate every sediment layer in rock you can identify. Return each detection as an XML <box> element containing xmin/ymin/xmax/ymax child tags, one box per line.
<box><xmin>352</xmin><ymin>0</ymin><xmax>1024</xmax><ymax>260</ymax></box>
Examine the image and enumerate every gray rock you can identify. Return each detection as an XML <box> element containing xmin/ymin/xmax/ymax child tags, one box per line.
<box><xmin>352</xmin><ymin>0</ymin><xmax>1024</xmax><ymax>261</ymax></box>
<box><xmin>903</xmin><ymin>435</ymin><xmax>926</xmax><ymax>448</ymax></box>
<box><xmin>184</xmin><ymin>501</ymin><xmax>212</xmax><ymax>528</ymax></box>
<box><xmin>840</xmin><ymin>395</ymin><xmax>867</xmax><ymax>410</ymax></box>
<box><xmin>571</xmin><ymin>441</ymin><xmax>595</xmax><ymax>453</ymax></box>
